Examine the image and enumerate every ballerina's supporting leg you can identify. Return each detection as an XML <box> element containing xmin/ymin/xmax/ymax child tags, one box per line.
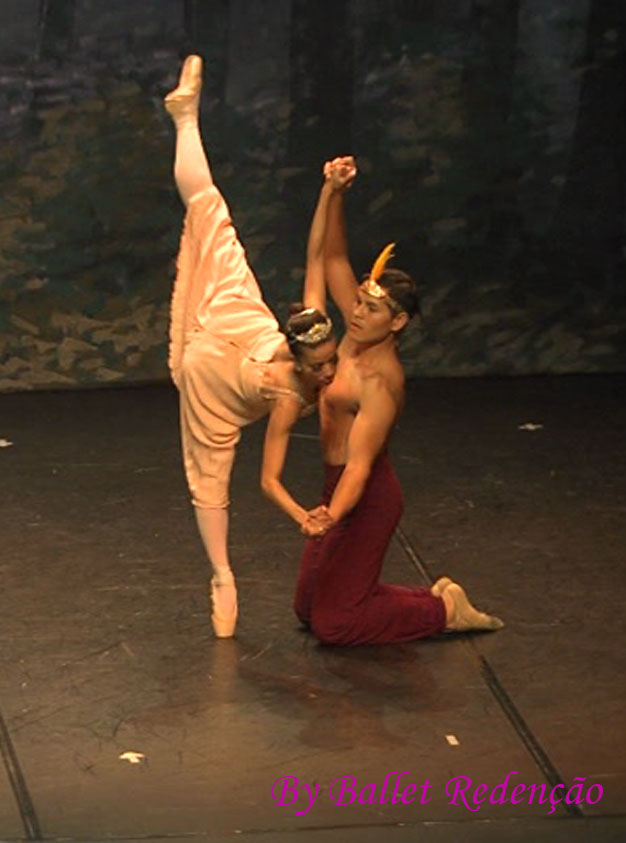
<box><xmin>181</xmin><ymin>404</ymin><xmax>239</xmax><ymax>638</ymax></box>
<box><xmin>165</xmin><ymin>55</ymin><xmax>213</xmax><ymax>207</ymax></box>
<box><xmin>195</xmin><ymin>507</ymin><xmax>238</xmax><ymax>638</ymax></box>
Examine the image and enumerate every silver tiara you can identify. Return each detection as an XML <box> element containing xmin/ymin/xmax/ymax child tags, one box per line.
<box><xmin>288</xmin><ymin>310</ymin><xmax>333</xmax><ymax>345</ymax></box>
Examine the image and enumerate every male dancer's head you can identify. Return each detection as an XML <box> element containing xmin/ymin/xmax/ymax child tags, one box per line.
<box><xmin>347</xmin><ymin>247</ymin><xmax>420</xmax><ymax>345</ymax></box>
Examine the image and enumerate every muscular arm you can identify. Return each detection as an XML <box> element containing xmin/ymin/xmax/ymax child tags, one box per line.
<box><xmin>324</xmin><ymin>160</ymin><xmax>359</xmax><ymax>324</ymax></box>
<box><xmin>261</xmin><ymin>397</ymin><xmax>308</xmax><ymax>525</ymax></box>
<box><xmin>326</xmin><ymin>377</ymin><xmax>398</xmax><ymax>523</ymax></box>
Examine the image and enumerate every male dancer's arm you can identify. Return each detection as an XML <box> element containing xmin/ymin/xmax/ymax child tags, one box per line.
<box><xmin>301</xmin><ymin>377</ymin><xmax>397</xmax><ymax>537</ymax></box>
<box><xmin>324</xmin><ymin>156</ymin><xmax>359</xmax><ymax>324</ymax></box>
<box><xmin>303</xmin><ymin>162</ymin><xmax>356</xmax><ymax>312</ymax></box>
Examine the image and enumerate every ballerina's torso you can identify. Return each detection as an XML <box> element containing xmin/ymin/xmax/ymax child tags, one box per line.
<box><xmin>255</xmin><ymin>358</ymin><xmax>317</xmax><ymax>418</ymax></box>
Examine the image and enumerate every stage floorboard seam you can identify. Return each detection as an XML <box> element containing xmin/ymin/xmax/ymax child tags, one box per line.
<box><xmin>0</xmin><ymin>704</ymin><xmax>42</xmax><ymax>839</ymax></box>
<box><xmin>393</xmin><ymin>525</ymin><xmax>584</xmax><ymax>820</ymax></box>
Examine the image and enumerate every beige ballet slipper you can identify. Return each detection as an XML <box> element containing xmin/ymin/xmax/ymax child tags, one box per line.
<box><xmin>444</xmin><ymin>583</ymin><xmax>504</xmax><ymax>632</ymax></box>
<box><xmin>431</xmin><ymin>576</ymin><xmax>454</xmax><ymax>597</ymax></box>
<box><xmin>164</xmin><ymin>55</ymin><xmax>203</xmax><ymax>122</ymax></box>
<box><xmin>210</xmin><ymin>569</ymin><xmax>238</xmax><ymax>638</ymax></box>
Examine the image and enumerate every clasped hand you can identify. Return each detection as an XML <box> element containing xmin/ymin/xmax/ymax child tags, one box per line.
<box><xmin>323</xmin><ymin>155</ymin><xmax>357</xmax><ymax>191</ymax></box>
<box><xmin>301</xmin><ymin>505</ymin><xmax>335</xmax><ymax>537</ymax></box>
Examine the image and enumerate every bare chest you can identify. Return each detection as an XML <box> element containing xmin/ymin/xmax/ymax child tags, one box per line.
<box><xmin>321</xmin><ymin>358</ymin><xmax>362</xmax><ymax>416</ymax></box>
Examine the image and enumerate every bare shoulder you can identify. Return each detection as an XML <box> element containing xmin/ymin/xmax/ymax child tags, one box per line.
<box><xmin>268</xmin><ymin>391</ymin><xmax>304</xmax><ymax>428</ymax></box>
<box><xmin>360</xmin><ymin>367</ymin><xmax>404</xmax><ymax>415</ymax></box>
<box><xmin>269</xmin><ymin>359</ymin><xmax>297</xmax><ymax>388</ymax></box>
<box><xmin>272</xmin><ymin>359</ymin><xmax>308</xmax><ymax>395</ymax></box>
<box><xmin>360</xmin><ymin>354</ymin><xmax>404</xmax><ymax>402</ymax></box>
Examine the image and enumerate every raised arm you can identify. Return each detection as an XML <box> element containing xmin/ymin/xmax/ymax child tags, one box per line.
<box><xmin>302</xmin><ymin>179</ymin><xmax>334</xmax><ymax>314</ymax></box>
<box><xmin>324</xmin><ymin>156</ymin><xmax>359</xmax><ymax>324</ymax></box>
<box><xmin>303</xmin><ymin>160</ymin><xmax>356</xmax><ymax>313</ymax></box>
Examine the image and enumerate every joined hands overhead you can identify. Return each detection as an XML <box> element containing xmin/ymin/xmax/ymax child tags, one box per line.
<box><xmin>324</xmin><ymin>155</ymin><xmax>357</xmax><ymax>191</ymax></box>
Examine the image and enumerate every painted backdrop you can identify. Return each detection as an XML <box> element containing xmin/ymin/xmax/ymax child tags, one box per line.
<box><xmin>0</xmin><ymin>0</ymin><xmax>624</xmax><ymax>390</ymax></box>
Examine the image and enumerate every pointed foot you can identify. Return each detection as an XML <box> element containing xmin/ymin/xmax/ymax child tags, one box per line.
<box><xmin>164</xmin><ymin>55</ymin><xmax>203</xmax><ymax>121</ymax></box>
<box><xmin>210</xmin><ymin>570</ymin><xmax>238</xmax><ymax>638</ymax></box>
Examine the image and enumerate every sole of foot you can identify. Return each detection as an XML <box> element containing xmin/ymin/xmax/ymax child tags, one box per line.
<box><xmin>444</xmin><ymin>583</ymin><xmax>504</xmax><ymax>633</ymax></box>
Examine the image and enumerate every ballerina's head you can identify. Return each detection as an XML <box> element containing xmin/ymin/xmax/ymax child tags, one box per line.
<box><xmin>284</xmin><ymin>305</ymin><xmax>337</xmax><ymax>390</ymax></box>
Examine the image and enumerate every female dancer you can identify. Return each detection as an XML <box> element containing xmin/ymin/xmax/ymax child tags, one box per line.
<box><xmin>164</xmin><ymin>55</ymin><xmax>342</xmax><ymax>638</ymax></box>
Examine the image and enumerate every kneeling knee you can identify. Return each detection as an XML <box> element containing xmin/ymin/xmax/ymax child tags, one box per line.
<box><xmin>311</xmin><ymin>613</ymin><xmax>353</xmax><ymax>646</ymax></box>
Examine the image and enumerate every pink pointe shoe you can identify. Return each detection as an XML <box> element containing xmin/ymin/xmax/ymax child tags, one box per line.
<box><xmin>210</xmin><ymin>570</ymin><xmax>238</xmax><ymax>638</ymax></box>
<box><xmin>164</xmin><ymin>54</ymin><xmax>203</xmax><ymax>121</ymax></box>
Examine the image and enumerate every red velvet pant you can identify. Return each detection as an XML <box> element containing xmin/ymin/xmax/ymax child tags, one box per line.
<box><xmin>294</xmin><ymin>452</ymin><xmax>446</xmax><ymax>645</ymax></box>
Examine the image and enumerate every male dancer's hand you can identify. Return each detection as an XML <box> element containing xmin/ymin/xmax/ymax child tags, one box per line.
<box><xmin>323</xmin><ymin>156</ymin><xmax>357</xmax><ymax>191</ymax></box>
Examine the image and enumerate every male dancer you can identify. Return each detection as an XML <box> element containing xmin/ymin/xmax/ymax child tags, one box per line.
<box><xmin>295</xmin><ymin>157</ymin><xmax>503</xmax><ymax>645</ymax></box>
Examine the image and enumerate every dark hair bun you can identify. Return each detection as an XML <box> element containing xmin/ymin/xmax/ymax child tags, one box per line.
<box><xmin>288</xmin><ymin>301</ymin><xmax>306</xmax><ymax>317</ymax></box>
<box><xmin>283</xmin><ymin>304</ymin><xmax>333</xmax><ymax>356</ymax></box>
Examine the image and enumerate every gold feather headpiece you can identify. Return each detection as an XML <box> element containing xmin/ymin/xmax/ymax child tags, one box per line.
<box><xmin>361</xmin><ymin>243</ymin><xmax>402</xmax><ymax>311</ymax></box>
